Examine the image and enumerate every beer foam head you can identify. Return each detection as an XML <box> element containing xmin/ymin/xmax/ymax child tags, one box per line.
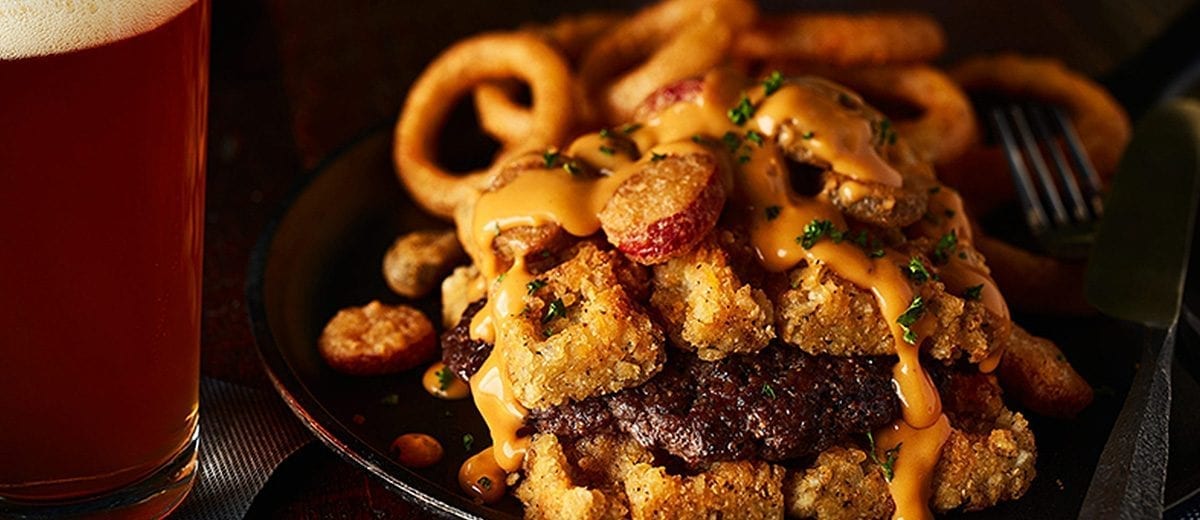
<box><xmin>0</xmin><ymin>0</ymin><xmax>197</xmax><ymax>60</ymax></box>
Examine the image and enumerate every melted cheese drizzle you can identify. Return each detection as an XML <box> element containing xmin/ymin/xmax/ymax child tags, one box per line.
<box><xmin>876</xmin><ymin>414</ymin><xmax>952</xmax><ymax>520</ymax></box>
<box><xmin>452</xmin><ymin>68</ymin><xmax>1010</xmax><ymax>516</ymax></box>
<box><xmin>422</xmin><ymin>362</ymin><xmax>471</xmax><ymax>400</ymax></box>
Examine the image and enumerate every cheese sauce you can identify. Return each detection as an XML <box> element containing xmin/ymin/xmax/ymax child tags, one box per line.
<box><xmin>452</xmin><ymin>68</ymin><xmax>1008</xmax><ymax>516</ymax></box>
<box><xmin>422</xmin><ymin>362</ymin><xmax>470</xmax><ymax>400</ymax></box>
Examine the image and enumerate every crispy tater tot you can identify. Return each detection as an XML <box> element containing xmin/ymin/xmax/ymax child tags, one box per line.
<box><xmin>318</xmin><ymin>301</ymin><xmax>436</xmax><ymax>376</ymax></box>
<box><xmin>997</xmin><ymin>324</ymin><xmax>1094</xmax><ymax>418</ymax></box>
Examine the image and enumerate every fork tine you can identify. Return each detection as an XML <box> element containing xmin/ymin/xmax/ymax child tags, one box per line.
<box><xmin>1009</xmin><ymin>104</ymin><xmax>1070</xmax><ymax>226</ymax></box>
<box><xmin>990</xmin><ymin>107</ymin><xmax>1049</xmax><ymax>233</ymax></box>
<box><xmin>1029</xmin><ymin>104</ymin><xmax>1091</xmax><ymax>223</ymax></box>
<box><xmin>1051</xmin><ymin>107</ymin><xmax>1105</xmax><ymax>218</ymax></box>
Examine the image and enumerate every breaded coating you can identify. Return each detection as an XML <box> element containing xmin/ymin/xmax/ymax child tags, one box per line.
<box><xmin>623</xmin><ymin>461</ymin><xmax>786</xmax><ymax>520</ymax></box>
<box><xmin>518</xmin><ymin>434</ymin><xmax>629</xmax><ymax>520</ymax></box>
<box><xmin>784</xmin><ymin>447</ymin><xmax>892</xmax><ymax>520</ymax></box>
<box><xmin>502</xmin><ymin>242</ymin><xmax>665</xmax><ymax>409</ymax></box>
<box><xmin>318</xmin><ymin>301</ymin><xmax>435</xmax><ymax>375</ymax></box>
<box><xmin>440</xmin><ymin>265</ymin><xmax>483</xmax><ymax>328</ymax></box>
<box><xmin>997</xmin><ymin>324</ymin><xmax>1094</xmax><ymax>418</ymax></box>
<box><xmin>774</xmin><ymin>261</ymin><xmax>1002</xmax><ymax>363</ymax></box>
<box><xmin>650</xmin><ymin>237</ymin><xmax>774</xmax><ymax>360</ymax></box>
<box><xmin>382</xmin><ymin>229</ymin><xmax>465</xmax><ymax>298</ymax></box>
<box><xmin>519</xmin><ymin>433</ymin><xmax>784</xmax><ymax>520</ymax></box>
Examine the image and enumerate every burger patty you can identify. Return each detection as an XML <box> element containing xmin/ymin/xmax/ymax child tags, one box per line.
<box><xmin>443</xmin><ymin>299</ymin><xmax>901</xmax><ymax>469</ymax></box>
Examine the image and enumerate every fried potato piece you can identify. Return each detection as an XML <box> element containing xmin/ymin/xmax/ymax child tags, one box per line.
<box><xmin>519</xmin><ymin>433</ymin><xmax>785</xmax><ymax>520</ymax></box>
<box><xmin>318</xmin><ymin>301</ymin><xmax>436</xmax><ymax>375</ymax></box>
<box><xmin>650</xmin><ymin>236</ymin><xmax>774</xmax><ymax>360</ymax></box>
<box><xmin>518</xmin><ymin>434</ymin><xmax>630</xmax><ymax>520</ymax></box>
<box><xmin>383</xmin><ymin>229</ymin><xmax>465</xmax><ymax>299</ymax></box>
<box><xmin>440</xmin><ymin>265</ymin><xmax>484</xmax><ymax>328</ymax></box>
<box><xmin>774</xmin><ymin>261</ymin><xmax>1003</xmax><ymax>364</ymax></box>
<box><xmin>623</xmin><ymin>460</ymin><xmax>786</xmax><ymax>520</ymax></box>
<box><xmin>997</xmin><ymin>324</ymin><xmax>1094</xmax><ymax>418</ymax></box>
<box><xmin>502</xmin><ymin>242</ymin><xmax>665</xmax><ymax>409</ymax></box>
<box><xmin>785</xmin><ymin>374</ymin><xmax>1036</xmax><ymax>518</ymax></box>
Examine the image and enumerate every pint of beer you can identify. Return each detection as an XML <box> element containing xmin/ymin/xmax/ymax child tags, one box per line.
<box><xmin>0</xmin><ymin>0</ymin><xmax>209</xmax><ymax>515</ymax></box>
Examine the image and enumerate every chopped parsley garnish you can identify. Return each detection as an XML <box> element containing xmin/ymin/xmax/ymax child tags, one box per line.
<box><xmin>765</xmin><ymin>205</ymin><xmax>782</xmax><ymax>221</ymax></box>
<box><xmin>763</xmin><ymin>70</ymin><xmax>784</xmax><ymax>96</ymax></box>
<box><xmin>562</xmin><ymin>161</ymin><xmax>582</xmax><ymax>176</ymax></box>
<box><xmin>905</xmin><ymin>257</ymin><xmax>931</xmax><ymax>283</ymax></box>
<box><xmin>852</xmin><ymin>230</ymin><xmax>868</xmax><ymax>248</ymax></box>
<box><xmin>722</xmin><ymin>131</ymin><xmax>742</xmax><ymax>153</ymax></box>
<box><xmin>931</xmin><ymin>230</ymin><xmax>958</xmax><ymax>265</ymax></box>
<box><xmin>869</xmin><ymin>248</ymin><xmax>886</xmax><ymax>258</ymax></box>
<box><xmin>379</xmin><ymin>394</ymin><xmax>399</xmax><ymax>406</ymax></box>
<box><xmin>745</xmin><ymin>129</ymin><xmax>765</xmax><ymax>146</ymax></box>
<box><xmin>477</xmin><ymin>476</ymin><xmax>493</xmax><ymax>490</ymax></box>
<box><xmin>738</xmin><ymin>155</ymin><xmax>751</xmax><ymax>164</ymax></box>
<box><xmin>691</xmin><ymin>134</ymin><xmax>707</xmax><ymax>144</ymax></box>
<box><xmin>526</xmin><ymin>279</ymin><xmax>547</xmax><ymax>295</ymax></box>
<box><xmin>874</xmin><ymin>118</ymin><xmax>897</xmax><ymax>146</ymax></box>
<box><xmin>801</xmin><ymin>131</ymin><xmax>815</xmax><ymax>140</ymax></box>
<box><xmin>867</xmin><ymin>431</ymin><xmax>901</xmax><ymax>482</ymax></box>
<box><xmin>542</xmin><ymin>298</ymin><xmax>566</xmax><ymax>323</ymax></box>
<box><xmin>964</xmin><ymin>284</ymin><xmax>984</xmax><ymax>301</ymax></box>
<box><xmin>435</xmin><ymin>367</ymin><xmax>454</xmax><ymax>391</ymax></box>
<box><xmin>496</xmin><ymin>273</ymin><xmax>506</xmax><ymax>283</ymax></box>
<box><xmin>650</xmin><ymin>152</ymin><xmax>667</xmax><ymax>162</ymax></box>
<box><xmin>599</xmin><ymin>128</ymin><xmax>612</xmax><ymax>138</ymax></box>
<box><xmin>621</xmin><ymin>123</ymin><xmax>642</xmax><ymax>135</ymax></box>
<box><xmin>542</xmin><ymin>149</ymin><xmax>559</xmax><ymax>168</ymax></box>
<box><xmin>599</xmin><ymin>145</ymin><xmax>615</xmax><ymax>156</ymax></box>
<box><xmin>798</xmin><ymin>219</ymin><xmax>844</xmax><ymax>249</ymax></box>
<box><xmin>896</xmin><ymin>296</ymin><xmax>926</xmax><ymax>344</ymax></box>
<box><xmin>462</xmin><ymin>433</ymin><xmax>474</xmax><ymax>451</ymax></box>
<box><xmin>728</xmin><ymin>95</ymin><xmax>755</xmax><ymax>125</ymax></box>
<box><xmin>762</xmin><ymin>383</ymin><xmax>777</xmax><ymax>399</ymax></box>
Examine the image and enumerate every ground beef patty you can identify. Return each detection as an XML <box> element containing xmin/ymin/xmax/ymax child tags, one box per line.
<box><xmin>443</xmin><ymin>299</ymin><xmax>900</xmax><ymax>469</ymax></box>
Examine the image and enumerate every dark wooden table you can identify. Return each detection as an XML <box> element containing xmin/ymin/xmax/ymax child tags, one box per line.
<box><xmin>201</xmin><ymin>0</ymin><xmax>1196</xmax><ymax>517</ymax></box>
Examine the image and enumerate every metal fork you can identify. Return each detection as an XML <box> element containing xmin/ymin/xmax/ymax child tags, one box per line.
<box><xmin>988</xmin><ymin>103</ymin><xmax>1106</xmax><ymax>259</ymax></box>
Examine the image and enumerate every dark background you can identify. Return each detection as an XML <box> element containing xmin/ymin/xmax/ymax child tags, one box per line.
<box><xmin>203</xmin><ymin>0</ymin><xmax>1199</xmax><ymax>517</ymax></box>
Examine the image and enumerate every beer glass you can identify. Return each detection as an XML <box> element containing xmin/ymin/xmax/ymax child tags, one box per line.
<box><xmin>0</xmin><ymin>0</ymin><xmax>209</xmax><ymax>516</ymax></box>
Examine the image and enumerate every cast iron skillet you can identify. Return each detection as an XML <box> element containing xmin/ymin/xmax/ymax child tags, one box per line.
<box><xmin>246</xmin><ymin>124</ymin><xmax>1200</xmax><ymax>519</ymax></box>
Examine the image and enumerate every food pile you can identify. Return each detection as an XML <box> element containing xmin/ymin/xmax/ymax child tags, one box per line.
<box><xmin>317</xmin><ymin>0</ymin><xmax>1129</xmax><ymax>518</ymax></box>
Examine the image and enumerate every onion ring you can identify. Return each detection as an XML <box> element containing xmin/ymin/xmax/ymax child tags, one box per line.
<box><xmin>733</xmin><ymin>13</ymin><xmax>946</xmax><ymax>67</ymax></box>
<box><xmin>578</xmin><ymin>0</ymin><xmax>757</xmax><ymax>124</ymax></box>
<box><xmin>974</xmin><ymin>234</ymin><xmax>1092</xmax><ymax>315</ymax></box>
<box><xmin>393</xmin><ymin>32</ymin><xmax>575</xmax><ymax>218</ymax></box>
<box><xmin>769</xmin><ymin>64</ymin><xmax>978</xmax><ymax>165</ymax></box>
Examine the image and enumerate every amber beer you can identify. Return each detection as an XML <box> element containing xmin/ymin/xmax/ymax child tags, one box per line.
<box><xmin>0</xmin><ymin>0</ymin><xmax>209</xmax><ymax>514</ymax></box>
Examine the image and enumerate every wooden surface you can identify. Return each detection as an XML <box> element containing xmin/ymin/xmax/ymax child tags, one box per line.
<box><xmin>201</xmin><ymin>0</ymin><xmax>1196</xmax><ymax>517</ymax></box>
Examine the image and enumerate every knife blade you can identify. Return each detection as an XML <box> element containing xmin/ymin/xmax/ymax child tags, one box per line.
<box><xmin>1080</xmin><ymin>98</ymin><xmax>1200</xmax><ymax>520</ymax></box>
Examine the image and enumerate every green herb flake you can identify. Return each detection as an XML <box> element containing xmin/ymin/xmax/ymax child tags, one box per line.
<box><xmin>621</xmin><ymin>123</ymin><xmax>642</xmax><ymax>135</ymax></box>
<box><xmin>496</xmin><ymin>273</ymin><xmax>506</xmax><ymax>283</ymax></box>
<box><xmin>852</xmin><ymin>230</ymin><xmax>868</xmax><ymax>248</ymax></box>
<box><xmin>762</xmin><ymin>70</ymin><xmax>784</xmax><ymax>96</ymax></box>
<box><xmin>738</xmin><ymin>155</ymin><xmax>751</xmax><ymax>164</ymax></box>
<box><xmin>798</xmin><ymin>219</ymin><xmax>838</xmax><ymax>249</ymax></box>
<box><xmin>802</xmin><ymin>131</ymin><xmax>815</xmax><ymax>140</ymax></box>
<box><xmin>526</xmin><ymin>279</ymin><xmax>547</xmax><ymax>295</ymax></box>
<box><xmin>650</xmin><ymin>152</ymin><xmax>667</xmax><ymax>162</ymax></box>
<box><xmin>728</xmin><ymin>95</ymin><xmax>756</xmax><ymax>125</ymax></box>
<box><xmin>462</xmin><ymin>433</ymin><xmax>475</xmax><ymax>451</ymax></box>
<box><xmin>745</xmin><ymin>130</ymin><xmax>765</xmax><ymax>147</ymax></box>
<box><xmin>866</xmin><ymin>432</ymin><xmax>901</xmax><ymax>482</ymax></box>
<box><xmin>896</xmin><ymin>296</ymin><xmax>926</xmax><ymax>344</ymax></box>
<box><xmin>477</xmin><ymin>476</ymin><xmax>493</xmax><ymax>490</ymax></box>
<box><xmin>599</xmin><ymin>128</ymin><xmax>612</xmax><ymax>138</ymax></box>
<box><xmin>722</xmin><ymin>131</ymin><xmax>742</xmax><ymax>153</ymax></box>
<box><xmin>905</xmin><ymin>257</ymin><xmax>931</xmax><ymax>283</ymax></box>
<box><xmin>765</xmin><ymin>205</ymin><xmax>782</xmax><ymax>221</ymax></box>
<box><xmin>379</xmin><ymin>394</ymin><xmax>399</xmax><ymax>406</ymax></box>
<box><xmin>964</xmin><ymin>284</ymin><xmax>984</xmax><ymax>301</ymax></box>
<box><xmin>542</xmin><ymin>298</ymin><xmax>566</xmax><ymax>323</ymax></box>
<box><xmin>542</xmin><ymin>149</ymin><xmax>559</xmax><ymax>168</ymax></box>
<box><xmin>931</xmin><ymin>230</ymin><xmax>958</xmax><ymax>265</ymax></box>
<box><xmin>692</xmin><ymin>134</ymin><xmax>706</xmax><ymax>144</ymax></box>
<box><xmin>762</xmin><ymin>383</ymin><xmax>777</xmax><ymax>399</ymax></box>
<box><xmin>435</xmin><ymin>367</ymin><xmax>454</xmax><ymax>391</ymax></box>
<box><xmin>599</xmin><ymin>145</ymin><xmax>615</xmax><ymax>156</ymax></box>
<box><xmin>869</xmin><ymin>248</ymin><xmax>886</xmax><ymax>259</ymax></box>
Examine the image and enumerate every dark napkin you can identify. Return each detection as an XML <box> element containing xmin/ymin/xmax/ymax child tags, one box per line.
<box><xmin>172</xmin><ymin>378</ymin><xmax>312</xmax><ymax>520</ymax></box>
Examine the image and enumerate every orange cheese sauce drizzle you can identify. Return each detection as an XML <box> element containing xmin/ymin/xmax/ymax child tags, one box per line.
<box><xmin>422</xmin><ymin>361</ymin><xmax>471</xmax><ymax>400</ymax></box>
<box><xmin>451</xmin><ymin>69</ymin><xmax>1003</xmax><ymax>516</ymax></box>
<box><xmin>875</xmin><ymin>414</ymin><xmax>952</xmax><ymax>520</ymax></box>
